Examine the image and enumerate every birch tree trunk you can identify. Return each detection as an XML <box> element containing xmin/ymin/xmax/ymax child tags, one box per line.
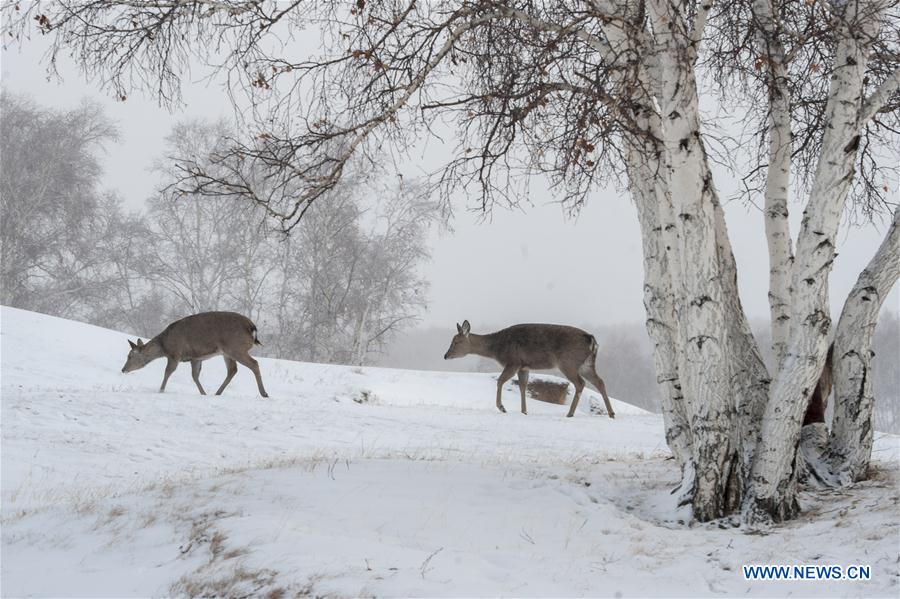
<box><xmin>607</xmin><ymin>2</ymin><xmax>693</xmax><ymax>488</ymax></box>
<box><xmin>648</xmin><ymin>0</ymin><xmax>737</xmax><ymax>521</ymax></box>
<box><xmin>627</xmin><ymin>136</ymin><xmax>693</xmax><ymax>485</ymax></box>
<box><xmin>351</xmin><ymin>302</ymin><xmax>371</xmax><ymax>367</ymax></box>
<box><xmin>711</xmin><ymin>195</ymin><xmax>772</xmax><ymax>487</ymax></box>
<box><xmin>751</xmin><ymin>0</ymin><xmax>794</xmax><ymax>372</ymax></box>
<box><xmin>743</xmin><ymin>2</ymin><xmax>880</xmax><ymax>524</ymax></box>
<box><xmin>828</xmin><ymin>205</ymin><xmax>900</xmax><ymax>483</ymax></box>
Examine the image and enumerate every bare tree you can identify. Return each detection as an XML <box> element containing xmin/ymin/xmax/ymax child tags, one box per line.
<box><xmin>6</xmin><ymin>0</ymin><xmax>897</xmax><ymax>525</ymax></box>
<box><xmin>0</xmin><ymin>92</ymin><xmax>123</xmax><ymax>318</ymax></box>
<box><xmin>141</xmin><ymin>120</ymin><xmax>433</xmax><ymax>366</ymax></box>
<box><xmin>84</xmin><ymin>207</ymin><xmax>171</xmax><ymax>335</ymax></box>
<box><xmin>145</xmin><ymin>120</ymin><xmax>277</xmax><ymax>318</ymax></box>
<box><xmin>267</xmin><ymin>179</ymin><xmax>433</xmax><ymax>365</ymax></box>
<box><xmin>271</xmin><ymin>190</ymin><xmax>367</xmax><ymax>362</ymax></box>
<box><xmin>347</xmin><ymin>182</ymin><xmax>433</xmax><ymax>365</ymax></box>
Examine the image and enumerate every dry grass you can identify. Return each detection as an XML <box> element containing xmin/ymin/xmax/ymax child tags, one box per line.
<box><xmin>354</xmin><ymin>390</ymin><xmax>376</xmax><ymax>404</ymax></box>
<box><xmin>170</xmin><ymin>563</ymin><xmax>286</xmax><ymax>598</ymax></box>
<box><xmin>209</xmin><ymin>530</ymin><xmax>228</xmax><ymax>558</ymax></box>
<box><xmin>107</xmin><ymin>505</ymin><xmax>127</xmax><ymax>519</ymax></box>
<box><xmin>94</xmin><ymin>504</ymin><xmax>128</xmax><ymax>530</ymax></box>
<box><xmin>72</xmin><ymin>497</ymin><xmax>99</xmax><ymax>517</ymax></box>
<box><xmin>140</xmin><ymin>512</ymin><xmax>158</xmax><ymax>528</ymax></box>
<box><xmin>862</xmin><ymin>462</ymin><xmax>895</xmax><ymax>484</ymax></box>
<box><xmin>170</xmin><ymin>510</ymin><xmax>297</xmax><ymax>598</ymax></box>
<box><xmin>223</xmin><ymin>547</ymin><xmax>250</xmax><ymax>560</ymax></box>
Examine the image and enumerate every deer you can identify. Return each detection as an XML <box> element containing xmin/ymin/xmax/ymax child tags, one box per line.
<box><xmin>803</xmin><ymin>343</ymin><xmax>834</xmax><ymax>426</ymax></box>
<box><xmin>120</xmin><ymin>311</ymin><xmax>269</xmax><ymax>398</ymax></box>
<box><xmin>443</xmin><ymin>320</ymin><xmax>615</xmax><ymax>418</ymax></box>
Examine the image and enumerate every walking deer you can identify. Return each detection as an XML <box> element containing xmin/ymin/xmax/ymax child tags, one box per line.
<box><xmin>443</xmin><ymin>320</ymin><xmax>615</xmax><ymax>418</ymax></box>
<box><xmin>121</xmin><ymin>311</ymin><xmax>269</xmax><ymax>397</ymax></box>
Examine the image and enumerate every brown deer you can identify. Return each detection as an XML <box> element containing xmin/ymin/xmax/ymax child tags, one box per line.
<box><xmin>803</xmin><ymin>343</ymin><xmax>834</xmax><ymax>426</ymax></box>
<box><xmin>121</xmin><ymin>312</ymin><xmax>269</xmax><ymax>397</ymax></box>
<box><xmin>444</xmin><ymin>320</ymin><xmax>615</xmax><ymax>418</ymax></box>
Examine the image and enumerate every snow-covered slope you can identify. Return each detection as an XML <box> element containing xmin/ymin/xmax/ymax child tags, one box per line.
<box><xmin>2</xmin><ymin>307</ymin><xmax>898</xmax><ymax>597</ymax></box>
<box><xmin>1</xmin><ymin>306</ymin><xmax>649</xmax><ymax>507</ymax></box>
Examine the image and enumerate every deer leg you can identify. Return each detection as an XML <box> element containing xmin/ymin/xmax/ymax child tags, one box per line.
<box><xmin>517</xmin><ymin>368</ymin><xmax>529</xmax><ymax>414</ymax></box>
<box><xmin>159</xmin><ymin>357</ymin><xmax>178</xmax><ymax>393</ymax></box>
<box><xmin>495</xmin><ymin>364</ymin><xmax>517</xmax><ymax>414</ymax></box>
<box><xmin>190</xmin><ymin>360</ymin><xmax>207</xmax><ymax>395</ymax></box>
<box><xmin>215</xmin><ymin>357</ymin><xmax>238</xmax><ymax>396</ymax></box>
<box><xmin>560</xmin><ymin>365</ymin><xmax>585</xmax><ymax>418</ymax></box>
<box><xmin>581</xmin><ymin>366</ymin><xmax>615</xmax><ymax>419</ymax></box>
<box><xmin>234</xmin><ymin>353</ymin><xmax>269</xmax><ymax>398</ymax></box>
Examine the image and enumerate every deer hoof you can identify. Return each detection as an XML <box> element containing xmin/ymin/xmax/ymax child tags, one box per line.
<box><xmin>566</xmin><ymin>413</ymin><xmax>574</xmax><ymax>418</ymax></box>
<box><xmin>497</xmin><ymin>405</ymin><xmax>506</xmax><ymax>413</ymax></box>
<box><xmin>609</xmin><ymin>413</ymin><xmax>615</xmax><ymax>419</ymax></box>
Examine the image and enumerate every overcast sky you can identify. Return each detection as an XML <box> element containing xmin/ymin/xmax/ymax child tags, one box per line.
<box><xmin>2</xmin><ymin>32</ymin><xmax>896</xmax><ymax>333</ymax></box>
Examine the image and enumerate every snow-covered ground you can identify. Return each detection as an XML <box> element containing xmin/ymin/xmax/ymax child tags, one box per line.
<box><xmin>2</xmin><ymin>306</ymin><xmax>898</xmax><ymax>597</ymax></box>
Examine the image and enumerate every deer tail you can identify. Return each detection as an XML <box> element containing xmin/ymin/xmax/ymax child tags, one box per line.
<box><xmin>586</xmin><ymin>334</ymin><xmax>598</xmax><ymax>357</ymax></box>
<box><xmin>250</xmin><ymin>323</ymin><xmax>262</xmax><ymax>346</ymax></box>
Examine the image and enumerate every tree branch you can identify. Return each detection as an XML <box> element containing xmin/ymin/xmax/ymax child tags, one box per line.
<box><xmin>860</xmin><ymin>66</ymin><xmax>900</xmax><ymax>124</ymax></box>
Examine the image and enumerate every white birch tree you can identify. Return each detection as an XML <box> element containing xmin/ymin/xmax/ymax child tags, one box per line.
<box><xmin>827</xmin><ymin>205</ymin><xmax>899</xmax><ymax>483</ymax></box>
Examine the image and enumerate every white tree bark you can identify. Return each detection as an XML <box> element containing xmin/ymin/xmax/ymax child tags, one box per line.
<box><xmin>648</xmin><ymin>0</ymin><xmax>736</xmax><ymax>521</ymax></box>
<box><xmin>828</xmin><ymin>205</ymin><xmax>900</xmax><ymax>483</ymax></box>
<box><xmin>628</xmin><ymin>138</ymin><xmax>693</xmax><ymax>476</ymax></box>
<box><xmin>711</xmin><ymin>194</ymin><xmax>772</xmax><ymax>490</ymax></box>
<box><xmin>744</xmin><ymin>1</ymin><xmax>881</xmax><ymax>524</ymax></box>
<box><xmin>604</xmin><ymin>5</ymin><xmax>699</xmax><ymax>506</ymax></box>
<box><xmin>752</xmin><ymin>0</ymin><xmax>794</xmax><ymax>372</ymax></box>
<box><xmin>350</xmin><ymin>301</ymin><xmax>370</xmax><ymax>367</ymax></box>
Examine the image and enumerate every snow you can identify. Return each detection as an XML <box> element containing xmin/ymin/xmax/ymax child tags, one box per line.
<box><xmin>2</xmin><ymin>305</ymin><xmax>898</xmax><ymax>597</ymax></box>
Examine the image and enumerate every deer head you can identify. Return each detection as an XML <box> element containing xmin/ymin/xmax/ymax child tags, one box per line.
<box><xmin>443</xmin><ymin>320</ymin><xmax>472</xmax><ymax>359</ymax></box>
<box><xmin>121</xmin><ymin>338</ymin><xmax>154</xmax><ymax>373</ymax></box>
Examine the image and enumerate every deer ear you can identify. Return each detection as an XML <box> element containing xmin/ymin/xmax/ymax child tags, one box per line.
<box><xmin>136</xmin><ymin>338</ymin><xmax>144</xmax><ymax>348</ymax></box>
<box><xmin>456</xmin><ymin>322</ymin><xmax>462</xmax><ymax>334</ymax></box>
<box><xmin>128</xmin><ymin>340</ymin><xmax>137</xmax><ymax>350</ymax></box>
<box><xmin>461</xmin><ymin>320</ymin><xmax>470</xmax><ymax>336</ymax></box>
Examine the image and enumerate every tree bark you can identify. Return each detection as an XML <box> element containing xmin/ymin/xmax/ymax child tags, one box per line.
<box><xmin>711</xmin><ymin>193</ymin><xmax>772</xmax><ymax>492</ymax></box>
<box><xmin>751</xmin><ymin>0</ymin><xmax>794</xmax><ymax>372</ymax></box>
<box><xmin>608</xmin><ymin>6</ymin><xmax>699</xmax><ymax>506</ymax></box>
<box><xmin>648</xmin><ymin>0</ymin><xmax>736</xmax><ymax>521</ymax></box>
<box><xmin>352</xmin><ymin>301</ymin><xmax>372</xmax><ymax>366</ymax></box>
<box><xmin>828</xmin><ymin>205</ymin><xmax>900</xmax><ymax>483</ymax></box>
<box><xmin>627</xmin><ymin>135</ymin><xmax>693</xmax><ymax>480</ymax></box>
<box><xmin>743</xmin><ymin>3</ymin><xmax>880</xmax><ymax>524</ymax></box>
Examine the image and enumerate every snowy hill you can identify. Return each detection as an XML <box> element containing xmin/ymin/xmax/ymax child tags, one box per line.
<box><xmin>2</xmin><ymin>306</ymin><xmax>898</xmax><ymax>597</ymax></box>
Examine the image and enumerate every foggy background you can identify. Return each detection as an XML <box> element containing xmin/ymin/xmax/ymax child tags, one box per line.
<box><xmin>2</xmin><ymin>29</ymin><xmax>897</xmax><ymax>425</ymax></box>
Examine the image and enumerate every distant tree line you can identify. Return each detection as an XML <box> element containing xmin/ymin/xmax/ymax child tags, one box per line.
<box><xmin>0</xmin><ymin>93</ymin><xmax>434</xmax><ymax>366</ymax></box>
